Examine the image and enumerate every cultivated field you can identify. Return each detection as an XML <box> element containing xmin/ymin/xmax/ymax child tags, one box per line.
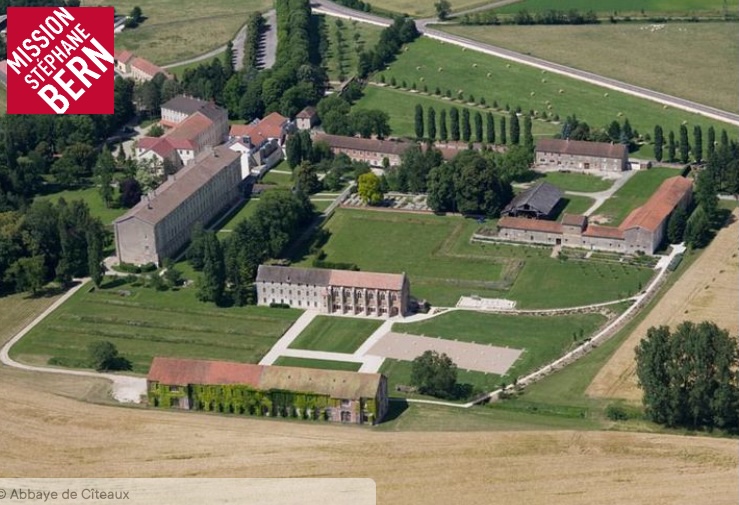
<box><xmin>10</xmin><ymin>279</ymin><xmax>302</xmax><ymax>374</ymax></box>
<box><xmin>592</xmin><ymin>167</ymin><xmax>680</xmax><ymax>225</ymax></box>
<box><xmin>490</xmin><ymin>0</ymin><xmax>735</xmax><ymax>17</ymax></box>
<box><xmin>588</xmin><ymin>209</ymin><xmax>739</xmax><ymax>402</ymax></box>
<box><xmin>393</xmin><ymin>310</ymin><xmax>608</xmax><ymax>383</ymax></box>
<box><xmin>442</xmin><ymin>23</ymin><xmax>739</xmax><ymax>114</ymax></box>
<box><xmin>357</xmin><ymin>85</ymin><xmax>560</xmax><ymax>139</ymax></box>
<box><xmin>0</xmin><ymin>380</ymin><xmax>737</xmax><ymax>505</ymax></box>
<box><xmin>373</xmin><ymin>38</ymin><xmax>734</xmax><ymax>149</ymax></box>
<box><xmin>89</xmin><ymin>0</ymin><xmax>273</xmax><ymax>65</ymax></box>
<box><xmin>298</xmin><ymin>208</ymin><xmax>653</xmax><ymax>307</ymax></box>
<box><xmin>289</xmin><ymin>315</ymin><xmax>382</xmax><ymax>353</ymax></box>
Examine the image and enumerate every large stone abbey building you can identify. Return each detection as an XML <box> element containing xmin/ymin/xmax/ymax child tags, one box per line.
<box><xmin>255</xmin><ymin>265</ymin><xmax>410</xmax><ymax>318</ymax></box>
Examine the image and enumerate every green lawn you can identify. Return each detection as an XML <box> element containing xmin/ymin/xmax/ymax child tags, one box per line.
<box><xmin>0</xmin><ymin>87</ymin><xmax>6</xmax><ymax>114</ymax></box>
<box><xmin>216</xmin><ymin>199</ymin><xmax>260</xmax><ymax>232</ymax></box>
<box><xmin>442</xmin><ymin>23</ymin><xmax>739</xmax><ymax>114</ymax></box>
<box><xmin>536</xmin><ymin>171</ymin><xmax>614</xmax><ymax>192</ymax></box>
<box><xmin>593</xmin><ymin>167</ymin><xmax>681</xmax><ymax>224</ymax></box>
<box><xmin>10</xmin><ymin>279</ymin><xmax>302</xmax><ymax>374</ymax></box>
<box><xmin>393</xmin><ymin>310</ymin><xmax>607</xmax><ymax>383</ymax></box>
<box><xmin>310</xmin><ymin>199</ymin><xmax>334</xmax><ymax>212</ymax></box>
<box><xmin>552</xmin><ymin>195</ymin><xmax>595</xmax><ymax>219</ymax></box>
<box><xmin>260</xmin><ymin>168</ymin><xmax>293</xmax><ymax>188</ymax></box>
<box><xmin>323</xmin><ymin>16</ymin><xmax>383</xmax><ymax>81</ymax></box>
<box><xmin>297</xmin><ymin>208</ymin><xmax>652</xmax><ymax>307</ymax></box>
<box><xmin>89</xmin><ymin>0</ymin><xmax>272</xmax><ymax>65</ymax></box>
<box><xmin>36</xmin><ymin>185</ymin><xmax>128</xmax><ymax>226</ymax></box>
<box><xmin>289</xmin><ymin>315</ymin><xmax>382</xmax><ymax>353</ymax></box>
<box><xmin>273</xmin><ymin>356</ymin><xmax>362</xmax><ymax>371</ymax></box>
<box><xmin>357</xmin><ymin>84</ymin><xmax>560</xmax><ymax>139</ymax></box>
<box><xmin>507</xmin><ymin>259</ymin><xmax>652</xmax><ymax>308</ymax></box>
<box><xmin>490</xmin><ymin>0</ymin><xmax>734</xmax><ymax>16</ymax></box>
<box><xmin>373</xmin><ymin>37</ymin><xmax>735</xmax><ymax>144</ymax></box>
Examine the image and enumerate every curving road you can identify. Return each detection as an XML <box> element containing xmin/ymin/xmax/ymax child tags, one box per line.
<box><xmin>312</xmin><ymin>0</ymin><xmax>739</xmax><ymax>127</ymax></box>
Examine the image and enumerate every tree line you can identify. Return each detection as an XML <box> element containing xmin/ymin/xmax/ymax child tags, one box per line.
<box><xmin>187</xmin><ymin>189</ymin><xmax>314</xmax><ymax>306</ymax></box>
<box><xmin>636</xmin><ymin>321</ymin><xmax>738</xmax><ymax>433</ymax></box>
<box><xmin>243</xmin><ymin>12</ymin><xmax>266</xmax><ymax>69</ymax></box>
<box><xmin>0</xmin><ymin>198</ymin><xmax>106</xmax><ymax>295</ymax></box>
<box><xmin>357</xmin><ymin>16</ymin><xmax>420</xmax><ymax>79</ymax></box>
<box><xmin>460</xmin><ymin>8</ymin><xmax>599</xmax><ymax>26</ymax></box>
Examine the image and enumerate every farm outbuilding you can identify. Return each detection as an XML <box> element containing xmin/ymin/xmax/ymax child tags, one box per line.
<box><xmin>502</xmin><ymin>182</ymin><xmax>563</xmax><ymax>219</ymax></box>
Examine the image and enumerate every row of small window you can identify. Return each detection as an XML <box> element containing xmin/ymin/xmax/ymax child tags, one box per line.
<box><xmin>271</xmin><ymin>299</ymin><xmax>320</xmax><ymax>308</ymax></box>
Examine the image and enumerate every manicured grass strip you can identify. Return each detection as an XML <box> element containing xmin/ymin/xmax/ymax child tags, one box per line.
<box><xmin>289</xmin><ymin>315</ymin><xmax>382</xmax><ymax>353</ymax></box>
<box><xmin>273</xmin><ymin>356</ymin><xmax>362</xmax><ymax>371</ymax></box>
<box><xmin>323</xmin><ymin>16</ymin><xmax>383</xmax><ymax>81</ymax></box>
<box><xmin>260</xmin><ymin>168</ymin><xmax>293</xmax><ymax>188</ymax></box>
<box><xmin>217</xmin><ymin>199</ymin><xmax>260</xmax><ymax>232</ymax></box>
<box><xmin>373</xmin><ymin>37</ymin><xmax>735</xmax><ymax>143</ymax></box>
<box><xmin>393</xmin><ymin>310</ymin><xmax>607</xmax><ymax>381</ymax></box>
<box><xmin>594</xmin><ymin>167</ymin><xmax>680</xmax><ymax>225</ymax></box>
<box><xmin>550</xmin><ymin>195</ymin><xmax>595</xmax><ymax>220</ymax></box>
<box><xmin>537</xmin><ymin>172</ymin><xmax>613</xmax><ymax>193</ymax></box>
<box><xmin>11</xmin><ymin>280</ymin><xmax>302</xmax><ymax>374</ymax></box>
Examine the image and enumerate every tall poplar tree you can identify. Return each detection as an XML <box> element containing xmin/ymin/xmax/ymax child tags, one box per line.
<box><xmin>706</xmin><ymin>126</ymin><xmax>716</xmax><ymax>158</ymax></box>
<box><xmin>499</xmin><ymin>115</ymin><xmax>507</xmax><ymax>145</ymax></box>
<box><xmin>414</xmin><ymin>103</ymin><xmax>424</xmax><ymax>139</ymax></box>
<box><xmin>450</xmin><ymin>107</ymin><xmax>460</xmax><ymax>141</ymax></box>
<box><xmin>510</xmin><ymin>111</ymin><xmax>520</xmax><ymax>145</ymax></box>
<box><xmin>693</xmin><ymin>125</ymin><xmax>703</xmax><ymax>163</ymax></box>
<box><xmin>461</xmin><ymin>108</ymin><xmax>471</xmax><ymax>142</ymax></box>
<box><xmin>439</xmin><ymin>109</ymin><xmax>448</xmax><ymax>141</ymax></box>
<box><xmin>486</xmin><ymin>112</ymin><xmax>495</xmax><ymax>144</ymax></box>
<box><xmin>427</xmin><ymin>106</ymin><xmax>437</xmax><ymax>141</ymax></box>
<box><xmin>667</xmin><ymin>130</ymin><xmax>676</xmax><ymax>162</ymax></box>
<box><xmin>653</xmin><ymin>125</ymin><xmax>664</xmax><ymax>162</ymax></box>
<box><xmin>679</xmin><ymin>124</ymin><xmax>690</xmax><ymax>164</ymax></box>
<box><xmin>474</xmin><ymin>111</ymin><xmax>483</xmax><ymax>143</ymax></box>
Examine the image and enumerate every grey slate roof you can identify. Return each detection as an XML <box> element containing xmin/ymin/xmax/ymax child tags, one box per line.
<box><xmin>536</xmin><ymin>138</ymin><xmax>628</xmax><ymax>159</ymax></box>
<box><xmin>256</xmin><ymin>265</ymin><xmax>331</xmax><ymax>286</ymax></box>
<box><xmin>161</xmin><ymin>95</ymin><xmax>209</xmax><ymax>116</ymax></box>
<box><xmin>503</xmin><ymin>182</ymin><xmax>563</xmax><ymax>216</ymax></box>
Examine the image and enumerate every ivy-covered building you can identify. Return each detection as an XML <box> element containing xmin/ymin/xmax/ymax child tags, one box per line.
<box><xmin>147</xmin><ymin>357</ymin><xmax>389</xmax><ymax>425</ymax></box>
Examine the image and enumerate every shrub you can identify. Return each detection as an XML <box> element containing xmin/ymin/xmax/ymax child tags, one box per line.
<box><xmin>605</xmin><ymin>404</ymin><xmax>630</xmax><ymax>421</ymax></box>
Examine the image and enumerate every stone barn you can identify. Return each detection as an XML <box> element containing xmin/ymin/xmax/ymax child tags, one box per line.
<box><xmin>502</xmin><ymin>182</ymin><xmax>563</xmax><ymax>219</ymax></box>
<box><xmin>147</xmin><ymin>357</ymin><xmax>389</xmax><ymax>425</ymax></box>
<box><xmin>536</xmin><ymin>138</ymin><xmax>628</xmax><ymax>173</ymax></box>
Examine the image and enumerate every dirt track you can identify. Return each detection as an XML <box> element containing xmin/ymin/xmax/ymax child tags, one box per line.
<box><xmin>0</xmin><ymin>369</ymin><xmax>736</xmax><ymax>505</ymax></box>
<box><xmin>587</xmin><ymin>209</ymin><xmax>739</xmax><ymax>402</ymax></box>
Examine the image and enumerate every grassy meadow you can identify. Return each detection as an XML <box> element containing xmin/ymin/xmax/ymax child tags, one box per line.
<box><xmin>296</xmin><ymin>208</ymin><xmax>653</xmax><ymax>307</ymax></box>
<box><xmin>91</xmin><ymin>0</ymin><xmax>272</xmax><ymax>65</ymax></box>
<box><xmin>370</xmin><ymin>37</ymin><xmax>735</xmax><ymax>147</ymax></box>
<box><xmin>489</xmin><ymin>0</ymin><xmax>736</xmax><ymax>17</ymax></box>
<box><xmin>592</xmin><ymin>167</ymin><xmax>681</xmax><ymax>224</ymax></box>
<box><xmin>35</xmin><ymin>185</ymin><xmax>128</xmax><ymax>227</ymax></box>
<box><xmin>289</xmin><ymin>315</ymin><xmax>382</xmax><ymax>353</ymax></box>
<box><xmin>442</xmin><ymin>23</ymin><xmax>739</xmax><ymax>114</ymax></box>
<box><xmin>322</xmin><ymin>16</ymin><xmax>383</xmax><ymax>81</ymax></box>
<box><xmin>10</xmin><ymin>279</ymin><xmax>302</xmax><ymax>374</ymax></box>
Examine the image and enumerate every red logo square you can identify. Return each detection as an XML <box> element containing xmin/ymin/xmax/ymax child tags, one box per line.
<box><xmin>6</xmin><ymin>7</ymin><xmax>114</xmax><ymax>114</ymax></box>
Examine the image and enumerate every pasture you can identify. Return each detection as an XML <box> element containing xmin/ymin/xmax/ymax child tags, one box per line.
<box><xmin>356</xmin><ymin>85</ymin><xmax>561</xmax><ymax>139</ymax></box>
<box><xmin>375</xmin><ymin>38</ymin><xmax>735</xmax><ymax>146</ymax></box>
<box><xmin>10</xmin><ymin>279</ymin><xmax>302</xmax><ymax>374</ymax></box>
<box><xmin>592</xmin><ymin>167</ymin><xmax>680</xmax><ymax>225</ymax></box>
<box><xmin>273</xmin><ymin>356</ymin><xmax>362</xmax><ymax>371</ymax></box>
<box><xmin>442</xmin><ymin>23</ymin><xmax>739</xmax><ymax>113</ymax></box>
<box><xmin>393</xmin><ymin>310</ymin><xmax>608</xmax><ymax>383</ymax></box>
<box><xmin>298</xmin><ymin>208</ymin><xmax>653</xmax><ymax>307</ymax></box>
<box><xmin>289</xmin><ymin>315</ymin><xmax>382</xmax><ymax>353</ymax></box>
<box><xmin>90</xmin><ymin>0</ymin><xmax>273</xmax><ymax>65</ymax></box>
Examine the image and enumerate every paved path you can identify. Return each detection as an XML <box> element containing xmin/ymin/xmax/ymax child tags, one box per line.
<box><xmin>260</xmin><ymin>9</ymin><xmax>278</xmax><ymax>69</ymax></box>
<box><xmin>0</xmin><ymin>279</ymin><xmax>148</xmax><ymax>404</ymax></box>
<box><xmin>313</xmin><ymin>0</ymin><xmax>739</xmax><ymax>127</ymax></box>
<box><xmin>562</xmin><ymin>169</ymin><xmax>638</xmax><ymax>216</ymax></box>
<box><xmin>259</xmin><ymin>310</ymin><xmax>321</xmax><ymax>365</ymax></box>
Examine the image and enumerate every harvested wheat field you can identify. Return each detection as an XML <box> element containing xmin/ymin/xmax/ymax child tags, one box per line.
<box><xmin>588</xmin><ymin>209</ymin><xmax>739</xmax><ymax>402</ymax></box>
<box><xmin>0</xmin><ymin>369</ymin><xmax>737</xmax><ymax>505</ymax></box>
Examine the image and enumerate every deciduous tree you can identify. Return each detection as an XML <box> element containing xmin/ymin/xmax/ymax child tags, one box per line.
<box><xmin>358</xmin><ymin>172</ymin><xmax>384</xmax><ymax>205</ymax></box>
<box><xmin>411</xmin><ymin>350</ymin><xmax>458</xmax><ymax>399</ymax></box>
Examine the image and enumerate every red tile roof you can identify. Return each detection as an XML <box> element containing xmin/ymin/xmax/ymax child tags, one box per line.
<box><xmin>131</xmin><ymin>56</ymin><xmax>171</xmax><ymax>79</ymax></box>
<box><xmin>497</xmin><ymin>216</ymin><xmax>563</xmax><ymax>234</ymax></box>
<box><xmin>114</xmin><ymin>49</ymin><xmax>134</xmax><ymax>64</ymax></box>
<box><xmin>296</xmin><ymin>106</ymin><xmax>317</xmax><ymax>119</ymax></box>
<box><xmin>620</xmin><ymin>176</ymin><xmax>693</xmax><ymax>233</ymax></box>
<box><xmin>536</xmin><ymin>138</ymin><xmax>627</xmax><ymax>159</ymax></box>
<box><xmin>583</xmin><ymin>224</ymin><xmax>624</xmax><ymax>239</ymax></box>
<box><xmin>167</xmin><ymin>112</ymin><xmax>213</xmax><ymax>144</ymax></box>
<box><xmin>229</xmin><ymin>124</ymin><xmax>253</xmax><ymax>137</ymax></box>
<box><xmin>149</xmin><ymin>357</ymin><xmax>264</xmax><ymax>386</ymax></box>
<box><xmin>561</xmin><ymin>213</ymin><xmax>587</xmax><ymax>227</ymax></box>
<box><xmin>329</xmin><ymin>269</ymin><xmax>406</xmax><ymax>291</ymax></box>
